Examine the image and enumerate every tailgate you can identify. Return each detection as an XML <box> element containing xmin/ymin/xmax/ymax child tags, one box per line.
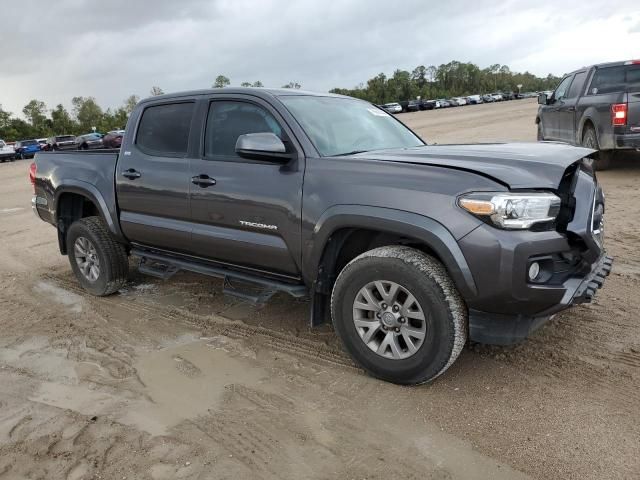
<box><xmin>625</xmin><ymin>64</ymin><xmax>640</xmax><ymax>131</ymax></box>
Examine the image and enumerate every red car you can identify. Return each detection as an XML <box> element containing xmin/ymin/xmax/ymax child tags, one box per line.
<box><xmin>102</xmin><ymin>129</ymin><xmax>125</xmax><ymax>148</ymax></box>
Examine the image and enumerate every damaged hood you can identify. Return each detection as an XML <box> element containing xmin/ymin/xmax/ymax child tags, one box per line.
<box><xmin>358</xmin><ymin>142</ymin><xmax>595</xmax><ymax>189</ymax></box>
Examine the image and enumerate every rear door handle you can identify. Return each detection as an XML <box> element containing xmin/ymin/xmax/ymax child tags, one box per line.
<box><xmin>191</xmin><ymin>174</ymin><xmax>216</xmax><ymax>187</ymax></box>
<box><xmin>122</xmin><ymin>168</ymin><xmax>141</xmax><ymax>179</ymax></box>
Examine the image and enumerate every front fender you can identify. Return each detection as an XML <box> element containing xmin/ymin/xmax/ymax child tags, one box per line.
<box><xmin>304</xmin><ymin>205</ymin><xmax>478</xmax><ymax>299</ymax></box>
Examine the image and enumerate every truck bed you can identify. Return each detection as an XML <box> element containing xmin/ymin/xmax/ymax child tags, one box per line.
<box><xmin>32</xmin><ymin>150</ymin><xmax>121</xmax><ymax>230</ymax></box>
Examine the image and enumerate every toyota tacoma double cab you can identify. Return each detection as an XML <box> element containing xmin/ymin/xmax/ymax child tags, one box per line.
<box><xmin>31</xmin><ymin>88</ymin><xmax>612</xmax><ymax>384</ymax></box>
<box><xmin>537</xmin><ymin>59</ymin><xmax>640</xmax><ymax>170</ymax></box>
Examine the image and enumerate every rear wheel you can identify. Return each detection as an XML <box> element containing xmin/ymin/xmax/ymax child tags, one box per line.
<box><xmin>582</xmin><ymin>126</ymin><xmax>613</xmax><ymax>170</ymax></box>
<box><xmin>67</xmin><ymin>216</ymin><xmax>129</xmax><ymax>296</ymax></box>
<box><xmin>331</xmin><ymin>246</ymin><xmax>467</xmax><ymax>385</ymax></box>
<box><xmin>537</xmin><ymin>121</ymin><xmax>544</xmax><ymax>141</ymax></box>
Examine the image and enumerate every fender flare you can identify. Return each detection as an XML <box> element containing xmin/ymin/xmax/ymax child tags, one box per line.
<box><xmin>304</xmin><ymin>205</ymin><xmax>478</xmax><ymax>299</ymax></box>
<box><xmin>54</xmin><ymin>180</ymin><xmax>123</xmax><ymax>239</ymax></box>
<box><xmin>577</xmin><ymin>114</ymin><xmax>599</xmax><ymax>146</ymax></box>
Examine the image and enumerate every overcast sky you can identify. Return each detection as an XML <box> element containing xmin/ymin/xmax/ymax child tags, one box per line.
<box><xmin>1</xmin><ymin>0</ymin><xmax>639</xmax><ymax>115</ymax></box>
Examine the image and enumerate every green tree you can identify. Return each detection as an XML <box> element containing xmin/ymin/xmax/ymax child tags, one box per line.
<box><xmin>252</xmin><ymin>81</ymin><xmax>263</xmax><ymax>87</ymax></box>
<box><xmin>213</xmin><ymin>75</ymin><xmax>230</xmax><ymax>88</ymax></box>
<box><xmin>50</xmin><ymin>104</ymin><xmax>75</xmax><ymax>134</ymax></box>
<box><xmin>150</xmin><ymin>86</ymin><xmax>164</xmax><ymax>96</ymax></box>
<box><xmin>240</xmin><ymin>82</ymin><xmax>252</xmax><ymax>87</ymax></box>
<box><xmin>22</xmin><ymin>99</ymin><xmax>48</xmax><ymax>131</ymax></box>
<box><xmin>123</xmin><ymin>95</ymin><xmax>140</xmax><ymax>115</ymax></box>
<box><xmin>282</xmin><ymin>81</ymin><xmax>301</xmax><ymax>89</ymax></box>
<box><xmin>72</xmin><ymin>96</ymin><xmax>103</xmax><ymax>132</ymax></box>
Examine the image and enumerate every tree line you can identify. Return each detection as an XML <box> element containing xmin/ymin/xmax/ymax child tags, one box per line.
<box><xmin>1</xmin><ymin>61</ymin><xmax>561</xmax><ymax>141</ymax></box>
<box><xmin>0</xmin><ymin>86</ymin><xmax>165</xmax><ymax>141</ymax></box>
<box><xmin>329</xmin><ymin>61</ymin><xmax>562</xmax><ymax>104</ymax></box>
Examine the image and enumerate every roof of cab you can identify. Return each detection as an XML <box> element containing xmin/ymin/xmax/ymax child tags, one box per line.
<box><xmin>137</xmin><ymin>87</ymin><xmax>349</xmax><ymax>106</ymax></box>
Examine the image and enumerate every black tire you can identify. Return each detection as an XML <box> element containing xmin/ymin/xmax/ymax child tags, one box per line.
<box><xmin>582</xmin><ymin>126</ymin><xmax>613</xmax><ymax>170</ymax></box>
<box><xmin>66</xmin><ymin>216</ymin><xmax>129</xmax><ymax>296</ymax></box>
<box><xmin>330</xmin><ymin>246</ymin><xmax>467</xmax><ymax>385</ymax></box>
<box><xmin>537</xmin><ymin>121</ymin><xmax>544</xmax><ymax>141</ymax></box>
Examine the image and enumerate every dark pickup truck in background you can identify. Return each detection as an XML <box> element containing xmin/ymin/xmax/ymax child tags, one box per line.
<box><xmin>31</xmin><ymin>88</ymin><xmax>612</xmax><ymax>384</ymax></box>
<box><xmin>537</xmin><ymin>60</ymin><xmax>640</xmax><ymax>170</ymax></box>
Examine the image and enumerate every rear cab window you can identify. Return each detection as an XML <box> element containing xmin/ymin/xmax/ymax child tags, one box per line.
<box><xmin>135</xmin><ymin>102</ymin><xmax>195</xmax><ymax>156</ymax></box>
<box><xmin>588</xmin><ymin>64</ymin><xmax>640</xmax><ymax>95</ymax></box>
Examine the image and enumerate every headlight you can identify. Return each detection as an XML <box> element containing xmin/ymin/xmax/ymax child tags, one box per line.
<box><xmin>458</xmin><ymin>192</ymin><xmax>561</xmax><ymax>230</ymax></box>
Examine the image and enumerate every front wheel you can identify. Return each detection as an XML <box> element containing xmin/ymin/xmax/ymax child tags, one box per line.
<box><xmin>67</xmin><ymin>216</ymin><xmax>129</xmax><ymax>296</ymax></box>
<box><xmin>331</xmin><ymin>246</ymin><xmax>467</xmax><ymax>385</ymax></box>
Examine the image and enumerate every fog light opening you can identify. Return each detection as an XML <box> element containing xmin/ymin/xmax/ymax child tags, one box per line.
<box><xmin>528</xmin><ymin>262</ymin><xmax>540</xmax><ymax>281</ymax></box>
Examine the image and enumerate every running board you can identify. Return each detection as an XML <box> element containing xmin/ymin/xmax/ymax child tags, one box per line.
<box><xmin>131</xmin><ymin>248</ymin><xmax>308</xmax><ymax>304</ymax></box>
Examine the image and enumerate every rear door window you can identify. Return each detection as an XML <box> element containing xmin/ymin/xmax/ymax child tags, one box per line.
<box><xmin>136</xmin><ymin>102</ymin><xmax>194</xmax><ymax>156</ymax></box>
<box><xmin>567</xmin><ymin>71</ymin><xmax>587</xmax><ymax>99</ymax></box>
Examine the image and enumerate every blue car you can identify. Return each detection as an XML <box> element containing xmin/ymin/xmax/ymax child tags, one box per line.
<box><xmin>14</xmin><ymin>139</ymin><xmax>41</xmax><ymax>159</ymax></box>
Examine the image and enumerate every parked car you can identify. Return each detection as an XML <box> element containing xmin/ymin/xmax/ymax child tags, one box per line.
<box><xmin>380</xmin><ymin>102</ymin><xmax>402</xmax><ymax>114</ymax></box>
<box><xmin>490</xmin><ymin>93</ymin><xmax>503</xmax><ymax>102</ymax></box>
<box><xmin>420</xmin><ymin>100</ymin><xmax>436</xmax><ymax>110</ymax></box>
<box><xmin>46</xmin><ymin>135</ymin><xmax>77</xmax><ymax>151</ymax></box>
<box><xmin>0</xmin><ymin>139</ymin><xmax>15</xmax><ymax>162</ymax></box>
<box><xmin>14</xmin><ymin>139</ymin><xmax>41</xmax><ymax>159</ymax></box>
<box><xmin>102</xmin><ymin>130</ymin><xmax>125</xmax><ymax>149</ymax></box>
<box><xmin>36</xmin><ymin>138</ymin><xmax>48</xmax><ymax>149</ymax></box>
<box><xmin>467</xmin><ymin>95</ymin><xmax>483</xmax><ymax>104</ymax></box>
<box><xmin>437</xmin><ymin>99</ymin><xmax>451</xmax><ymax>108</ymax></box>
<box><xmin>502</xmin><ymin>91</ymin><xmax>515</xmax><ymax>101</ymax></box>
<box><xmin>482</xmin><ymin>94</ymin><xmax>495</xmax><ymax>103</ymax></box>
<box><xmin>76</xmin><ymin>133</ymin><xmax>104</xmax><ymax>150</ymax></box>
<box><xmin>537</xmin><ymin>59</ymin><xmax>640</xmax><ymax>170</ymax></box>
<box><xmin>452</xmin><ymin>97</ymin><xmax>468</xmax><ymax>106</ymax></box>
<box><xmin>448</xmin><ymin>98</ymin><xmax>461</xmax><ymax>107</ymax></box>
<box><xmin>406</xmin><ymin>100</ymin><xmax>421</xmax><ymax>112</ymax></box>
<box><xmin>31</xmin><ymin>87</ymin><xmax>612</xmax><ymax>384</ymax></box>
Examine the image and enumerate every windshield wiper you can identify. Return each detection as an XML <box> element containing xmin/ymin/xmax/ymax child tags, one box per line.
<box><xmin>333</xmin><ymin>150</ymin><xmax>369</xmax><ymax>156</ymax></box>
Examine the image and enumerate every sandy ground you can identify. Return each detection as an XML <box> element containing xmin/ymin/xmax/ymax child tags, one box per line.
<box><xmin>0</xmin><ymin>99</ymin><xmax>639</xmax><ymax>479</ymax></box>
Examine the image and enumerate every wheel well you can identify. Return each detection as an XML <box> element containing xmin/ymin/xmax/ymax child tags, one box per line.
<box><xmin>311</xmin><ymin>227</ymin><xmax>443</xmax><ymax>326</ymax></box>
<box><xmin>56</xmin><ymin>192</ymin><xmax>100</xmax><ymax>254</ymax></box>
<box><xmin>535</xmin><ymin>116</ymin><xmax>540</xmax><ymax>124</ymax></box>
<box><xmin>581</xmin><ymin>119</ymin><xmax>595</xmax><ymax>141</ymax></box>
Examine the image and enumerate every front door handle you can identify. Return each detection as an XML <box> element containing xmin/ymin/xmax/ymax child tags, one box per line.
<box><xmin>567</xmin><ymin>106</ymin><xmax>576</xmax><ymax>112</ymax></box>
<box><xmin>191</xmin><ymin>174</ymin><xmax>216</xmax><ymax>187</ymax></box>
<box><xmin>122</xmin><ymin>168</ymin><xmax>141</xmax><ymax>179</ymax></box>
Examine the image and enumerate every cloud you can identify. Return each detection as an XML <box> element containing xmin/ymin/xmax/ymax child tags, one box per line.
<box><xmin>1</xmin><ymin>0</ymin><xmax>639</xmax><ymax>115</ymax></box>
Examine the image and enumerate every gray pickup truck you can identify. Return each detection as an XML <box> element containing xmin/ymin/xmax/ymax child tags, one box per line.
<box><xmin>31</xmin><ymin>88</ymin><xmax>612</xmax><ymax>384</ymax></box>
<box><xmin>537</xmin><ymin>59</ymin><xmax>640</xmax><ymax>169</ymax></box>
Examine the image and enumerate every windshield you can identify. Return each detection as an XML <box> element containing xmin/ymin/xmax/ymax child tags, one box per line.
<box><xmin>22</xmin><ymin>140</ymin><xmax>38</xmax><ymax>146</ymax></box>
<box><xmin>279</xmin><ymin>96</ymin><xmax>424</xmax><ymax>156</ymax></box>
<box><xmin>57</xmin><ymin>135</ymin><xmax>75</xmax><ymax>141</ymax></box>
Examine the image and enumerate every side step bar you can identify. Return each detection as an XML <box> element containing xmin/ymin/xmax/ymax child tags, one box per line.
<box><xmin>131</xmin><ymin>248</ymin><xmax>308</xmax><ymax>304</ymax></box>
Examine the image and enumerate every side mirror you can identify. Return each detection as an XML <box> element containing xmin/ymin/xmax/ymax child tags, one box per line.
<box><xmin>235</xmin><ymin>132</ymin><xmax>292</xmax><ymax>163</ymax></box>
<box><xmin>538</xmin><ymin>93</ymin><xmax>548</xmax><ymax>105</ymax></box>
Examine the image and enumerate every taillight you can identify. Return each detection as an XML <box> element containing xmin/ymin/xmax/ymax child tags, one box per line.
<box><xmin>611</xmin><ymin>103</ymin><xmax>627</xmax><ymax>126</ymax></box>
<box><xmin>29</xmin><ymin>162</ymin><xmax>37</xmax><ymax>192</ymax></box>
<box><xmin>624</xmin><ymin>60</ymin><xmax>640</xmax><ymax>65</ymax></box>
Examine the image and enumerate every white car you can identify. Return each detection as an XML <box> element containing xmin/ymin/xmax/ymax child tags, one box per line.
<box><xmin>491</xmin><ymin>93</ymin><xmax>503</xmax><ymax>102</ymax></box>
<box><xmin>381</xmin><ymin>102</ymin><xmax>402</xmax><ymax>114</ymax></box>
<box><xmin>0</xmin><ymin>139</ymin><xmax>15</xmax><ymax>163</ymax></box>
<box><xmin>452</xmin><ymin>97</ymin><xmax>468</xmax><ymax>106</ymax></box>
<box><xmin>467</xmin><ymin>94</ymin><xmax>483</xmax><ymax>104</ymax></box>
